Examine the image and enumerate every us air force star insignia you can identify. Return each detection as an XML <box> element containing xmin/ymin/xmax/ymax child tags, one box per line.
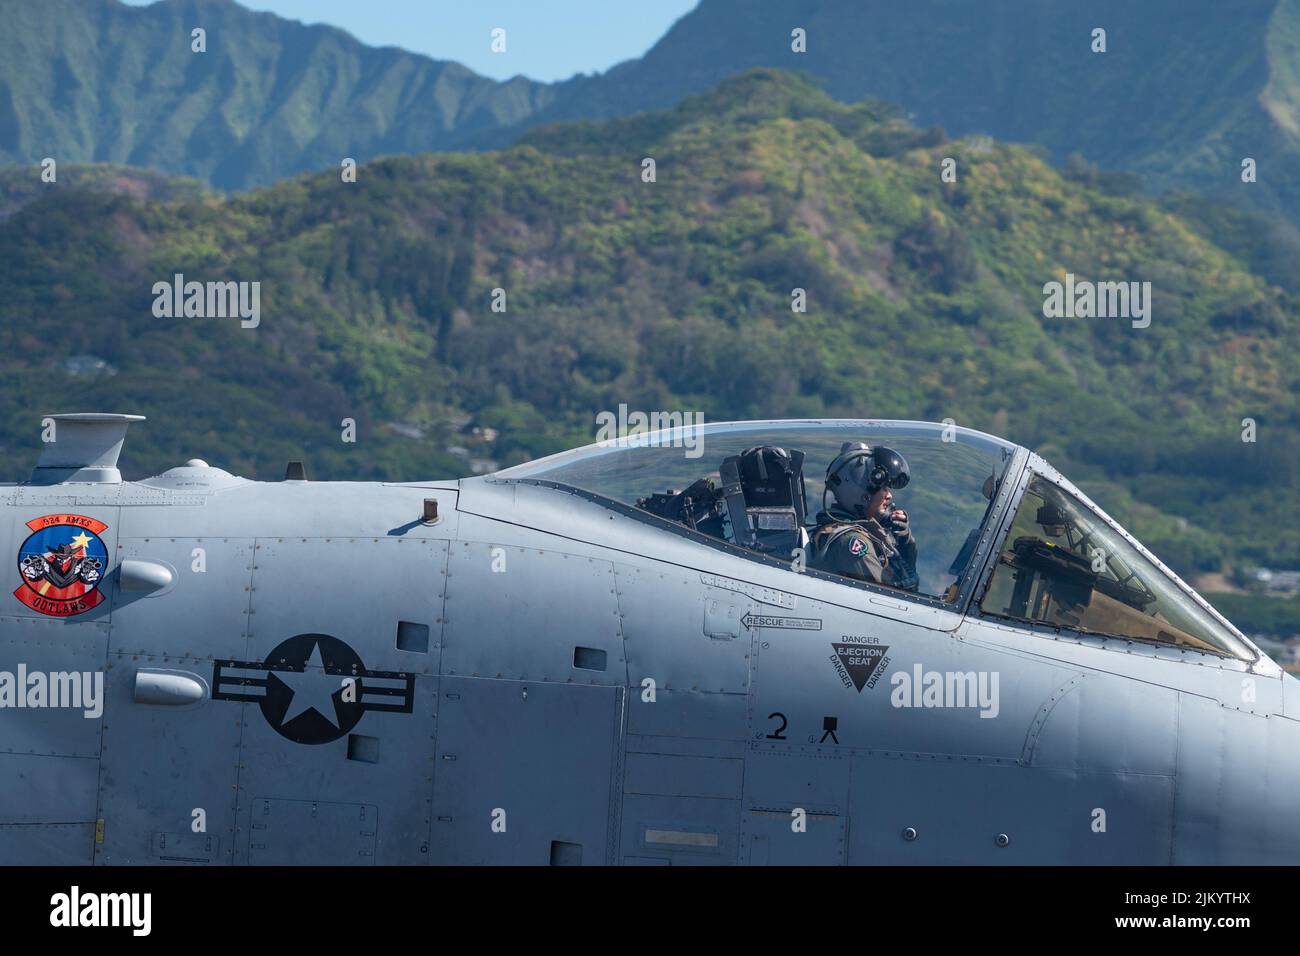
<box><xmin>274</xmin><ymin>641</ymin><xmax>343</xmax><ymax>729</ymax></box>
<box><xmin>211</xmin><ymin>633</ymin><xmax>415</xmax><ymax>745</ymax></box>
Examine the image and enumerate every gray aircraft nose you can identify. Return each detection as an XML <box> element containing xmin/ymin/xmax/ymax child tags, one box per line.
<box><xmin>1171</xmin><ymin>674</ymin><xmax>1300</xmax><ymax>864</ymax></box>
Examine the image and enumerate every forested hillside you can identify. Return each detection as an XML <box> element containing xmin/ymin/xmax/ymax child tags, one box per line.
<box><xmin>2</xmin><ymin>70</ymin><xmax>1296</xmax><ymax>588</ymax></box>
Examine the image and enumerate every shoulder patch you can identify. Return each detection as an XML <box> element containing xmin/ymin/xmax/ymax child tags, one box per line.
<box><xmin>848</xmin><ymin>536</ymin><xmax>867</xmax><ymax>557</ymax></box>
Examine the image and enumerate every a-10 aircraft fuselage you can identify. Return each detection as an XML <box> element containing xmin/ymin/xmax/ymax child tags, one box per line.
<box><xmin>3</xmin><ymin>414</ymin><xmax>1297</xmax><ymax>865</ymax></box>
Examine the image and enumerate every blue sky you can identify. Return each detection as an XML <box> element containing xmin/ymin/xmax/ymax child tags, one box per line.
<box><xmin>118</xmin><ymin>0</ymin><xmax>700</xmax><ymax>82</ymax></box>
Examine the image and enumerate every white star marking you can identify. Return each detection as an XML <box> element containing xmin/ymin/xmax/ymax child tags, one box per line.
<box><xmin>274</xmin><ymin>641</ymin><xmax>343</xmax><ymax>729</ymax></box>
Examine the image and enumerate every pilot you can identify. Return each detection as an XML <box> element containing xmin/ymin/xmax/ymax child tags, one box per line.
<box><xmin>809</xmin><ymin>442</ymin><xmax>919</xmax><ymax>591</ymax></box>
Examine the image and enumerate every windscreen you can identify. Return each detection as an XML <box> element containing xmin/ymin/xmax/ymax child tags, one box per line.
<box><xmin>980</xmin><ymin>473</ymin><xmax>1254</xmax><ymax>660</ymax></box>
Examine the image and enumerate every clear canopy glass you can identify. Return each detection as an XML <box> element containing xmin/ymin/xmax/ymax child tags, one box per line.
<box><xmin>980</xmin><ymin>474</ymin><xmax>1254</xmax><ymax>660</ymax></box>
<box><xmin>496</xmin><ymin>420</ymin><xmax>1018</xmax><ymax>599</ymax></box>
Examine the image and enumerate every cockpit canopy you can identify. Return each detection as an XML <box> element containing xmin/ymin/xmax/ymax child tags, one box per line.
<box><xmin>497</xmin><ymin>420</ymin><xmax>1015</xmax><ymax>599</ymax></box>
<box><xmin>496</xmin><ymin>419</ymin><xmax>1256</xmax><ymax>662</ymax></box>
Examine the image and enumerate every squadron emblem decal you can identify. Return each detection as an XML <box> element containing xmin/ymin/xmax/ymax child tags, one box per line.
<box><xmin>14</xmin><ymin>514</ymin><xmax>109</xmax><ymax>616</ymax></box>
<box><xmin>212</xmin><ymin>634</ymin><xmax>414</xmax><ymax>745</ymax></box>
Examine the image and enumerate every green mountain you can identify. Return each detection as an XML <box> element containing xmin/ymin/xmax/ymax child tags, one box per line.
<box><xmin>0</xmin><ymin>0</ymin><xmax>560</xmax><ymax>190</ymax></box>
<box><xmin>8</xmin><ymin>0</ymin><xmax>1300</xmax><ymax>225</ymax></box>
<box><xmin>543</xmin><ymin>0</ymin><xmax>1300</xmax><ymax>221</ymax></box>
<box><xmin>3</xmin><ymin>71</ymin><xmax>1297</xmax><ymax>592</ymax></box>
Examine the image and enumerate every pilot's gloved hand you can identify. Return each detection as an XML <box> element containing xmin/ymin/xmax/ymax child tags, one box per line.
<box><xmin>887</xmin><ymin>508</ymin><xmax>911</xmax><ymax>541</ymax></box>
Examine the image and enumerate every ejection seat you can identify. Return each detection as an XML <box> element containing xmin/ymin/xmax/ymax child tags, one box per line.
<box><xmin>636</xmin><ymin>445</ymin><xmax>809</xmax><ymax>560</ymax></box>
